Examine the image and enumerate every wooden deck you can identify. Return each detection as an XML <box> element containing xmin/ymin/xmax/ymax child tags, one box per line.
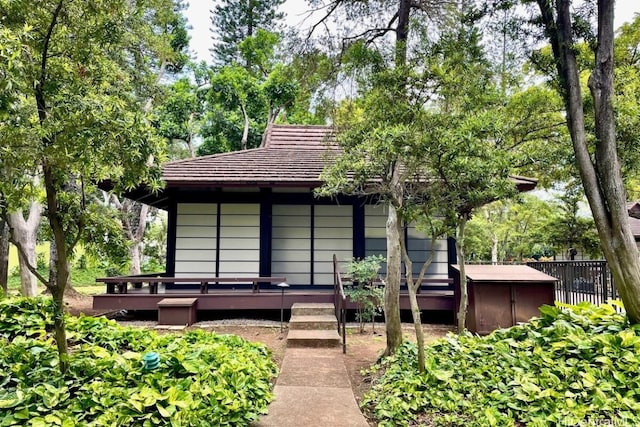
<box><xmin>92</xmin><ymin>286</ymin><xmax>454</xmax><ymax>312</ymax></box>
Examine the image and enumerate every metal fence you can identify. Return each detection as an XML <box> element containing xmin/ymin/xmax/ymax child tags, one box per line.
<box><xmin>527</xmin><ymin>261</ymin><xmax>619</xmax><ymax>306</ymax></box>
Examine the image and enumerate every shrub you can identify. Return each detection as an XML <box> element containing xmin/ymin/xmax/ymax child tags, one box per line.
<box><xmin>0</xmin><ymin>298</ymin><xmax>277</xmax><ymax>426</ymax></box>
<box><xmin>345</xmin><ymin>255</ymin><xmax>385</xmax><ymax>333</ymax></box>
<box><xmin>362</xmin><ymin>301</ymin><xmax>640</xmax><ymax>426</ymax></box>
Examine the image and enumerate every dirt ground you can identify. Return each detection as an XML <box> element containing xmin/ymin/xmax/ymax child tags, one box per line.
<box><xmin>64</xmin><ymin>294</ymin><xmax>453</xmax><ymax>422</ymax></box>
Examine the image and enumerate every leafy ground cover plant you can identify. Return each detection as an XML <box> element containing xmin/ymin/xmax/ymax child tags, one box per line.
<box><xmin>362</xmin><ymin>301</ymin><xmax>640</xmax><ymax>426</ymax></box>
<box><xmin>0</xmin><ymin>297</ymin><xmax>277</xmax><ymax>426</ymax></box>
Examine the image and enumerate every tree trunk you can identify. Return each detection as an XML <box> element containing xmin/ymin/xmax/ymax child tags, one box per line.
<box><xmin>456</xmin><ymin>214</ymin><xmax>469</xmax><ymax>332</ymax></box>
<box><xmin>0</xmin><ymin>219</ymin><xmax>9</xmax><ymax>296</ymax></box>
<box><xmin>491</xmin><ymin>234</ymin><xmax>498</xmax><ymax>265</ymax></box>
<box><xmin>401</xmin><ymin>238</ymin><xmax>426</xmax><ymax>372</ymax></box>
<box><xmin>537</xmin><ymin>0</ymin><xmax>640</xmax><ymax>323</ymax></box>
<box><xmin>48</xmin><ymin>239</ymin><xmax>82</xmax><ymax>297</ymax></box>
<box><xmin>241</xmin><ymin>103</ymin><xmax>249</xmax><ymax>150</ymax></box>
<box><xmin>112</xmin><ymin>197</ymin><xmax>150</xmax><ymax>276</ymax></box>
<box><xmin>130</xmin><ymin>242</ymin><xmax>142</xmax><ymax>276</ymax></box>
<box><xmin>7</xmin><ymin>202</ymin><xmax>42</xmax><ymax>297</ymax></box>
<box><xmin>384</xmin><ymin>202</ymin><xmax>403</xmax><ymax>356</ymax></box>
<box><xmin>43</xmin><ymin>162</ymin><xmax>70</xmax><ymax>374</ymax></box>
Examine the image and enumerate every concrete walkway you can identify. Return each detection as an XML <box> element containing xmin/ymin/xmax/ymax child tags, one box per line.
<box><xmin>255</xmin><ymin>347</ymin><xmax>369</xmax><ymax>427</ymax></box>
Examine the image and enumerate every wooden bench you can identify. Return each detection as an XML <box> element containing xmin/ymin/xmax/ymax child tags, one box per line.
<box><xmin>98</xmin><ymin>276</ymin><xmax>287</xmax><ymax>294</ymax></box>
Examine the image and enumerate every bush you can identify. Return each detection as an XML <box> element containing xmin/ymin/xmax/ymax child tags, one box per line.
<box><xmin>345</xmin><ymin>255</ymin><xmax>385</xmax><ymax>333</ymax></box>
<box><xmin>0</xmin><ymin>297</ymin><xmax>277</xmax><ymax>426</ymax></box>
<box><xmin>362</xmin><ymin>301</ymin><xmax>640</xmax><ymax>426</ymax></box>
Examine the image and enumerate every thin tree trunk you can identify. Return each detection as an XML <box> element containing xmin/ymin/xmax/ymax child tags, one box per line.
<box><xmin>0</xmin><ymin>219</ymin><xmax>9</xmax><ymax>296</ymax></box>
<box><xmin>400</xmin><ymin>228</ymin><xmax>436</xmax><ymax>373</ymax></box>
<box><xmin>130</xmin><ymin>242</ymin><xmax>142</xmax><ymax>276</ymax></box>
<box><xmin>384</xmin><ymin>201</ymin><xmax>403</xmax><ymax>355</ymax></box>
<box><xmin>241</xmin><ymin>103</ymin><xmax>249</xmax><ymax>150</ymax></box>
<box><xmin>8</xmin><ymin>202</ymin><xmax>42</xmax><ymax>297</ymax></box>
<box><xmin>112</xmin><ymin>197</ymin><xmax>150</xmax><ymax>276</ymax></box>
<box><xmin>491</xmin><ymin>234</ymin><xmax>498</xmax><ymax>265</ymax></box>
<box><xmin>456</xmin><ymin>214</ymin><xmax>469</xmax><ymax>332</ymax></box>
<box><xmin>43</xmin><ymin>163</ymin><xmax>70</xmax><ymax>373</ymax></box>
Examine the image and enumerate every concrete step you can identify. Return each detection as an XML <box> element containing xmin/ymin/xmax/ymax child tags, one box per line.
<box><xmin>287</xmin><ymin>329</ymin><xmax>341</xmax><ymax>348</ymax></box>
<box><xmin>291</xmin><ymin>302</ymin><xmax>335</xmax><ymax>317</ymax></box>
<box><xmin>289</xmin><ymin>314</ymin><xmax>338</xmax><ymax>330</ymax></box>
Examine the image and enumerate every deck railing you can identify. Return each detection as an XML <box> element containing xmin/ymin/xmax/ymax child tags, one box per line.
<box><xmin>527</xmin><ymin>261</ymin><xmax>618</xmax><ymax>306</ymax></box>
<box><xmin>333</xmin><ymin>254</ymin><xmax>347</xmax><ymax>354</ymax></box>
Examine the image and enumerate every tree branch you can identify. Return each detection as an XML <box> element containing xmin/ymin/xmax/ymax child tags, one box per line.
<box><xmin>306</xmin><ymin>1</ymin><xmax>342</xmax><ymax>40</ymax></box>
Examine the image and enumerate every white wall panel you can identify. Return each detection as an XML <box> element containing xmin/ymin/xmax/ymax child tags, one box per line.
<box><xmin>174</xmin><ymin>249</ymin><xmax>216</xmax><ymax>261</ymax></box>
<box><xmin>406</xmin><ymin>224</ymin><xmax>449</xmax><ymax>279</ymax></box>
<box><xmin>271</xmin><ymin>205</ymin><xmax>311</xmax><ymax>285</ymax></box>
<box><xmin>175</xmin><ymin>203</ymin><xmax>217</xmax><ymax>277</ymax></box>
<box><xmin>314</xmin><ymin>205</ymin><xmax>352</xmax><ymax>286</ymax></box>
<box><xmin>218</xmin><ymin>203</ymin><xmax>260</xmax><ymax>276</ymax></box>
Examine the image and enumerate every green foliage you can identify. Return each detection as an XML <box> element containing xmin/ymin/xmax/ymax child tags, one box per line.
<box><xmin>0</xmin><ymin>297</ymin><xmax>277</xmax><ymax>426</ymax></box>
<box><xmin>210</xmin><ymin>0</ymin><xmax>285</xmax><ymax>66</ymax></box>
<box><xmin>363</xmin><ymin>301</ymin><xmax>640</xmax><ymax>426</ymax></box>
<box><xmin>346</xmin><ymin>255</ymin><xmax>385</xmax><ymax>285</ymax></box>
<box><xmin>345</xmin><ymin>255</ymin><xmax>385</xmax><ymax>333</ymax></box>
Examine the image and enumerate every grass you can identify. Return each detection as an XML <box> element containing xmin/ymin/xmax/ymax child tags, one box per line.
<box><xmin>6</xmin><ymin>243</ymin><xmax>117</xmax><ymax>295</ymax></box>
<box><xmin>6</xmin><ymin>266</ymin><xmax>107</xmax><ymax>296</ymax></box>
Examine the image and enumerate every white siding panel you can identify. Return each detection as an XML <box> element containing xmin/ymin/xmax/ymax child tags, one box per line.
<box><xmin>175</xmin><ymin>250</ymin><xmax>216</xmax><ymax>262</ymax></box>
<box><xmin>315</xmin><ymin>238</ymin><xmax>352</xmax><ymax>250</ymax></box>
<box><xmin>218</xmin><ymin>249</ymin><xmax>260</xmax><ymax>261</ymax></box>
<box><xmin>314</xmin><ymin>205</ymin><xmax>352</xmax><ymax>286</ymax></box>
<box><xmin>176</xmin><ymin>226</ymin><xmax>217</xmax><ymax>239</ymax></box>
<box><xmin>315</xmin><ymin>205</ymin><xmax>352</xmax><ymax>216</ymax></box>
<box><xmin>177</xmin><ymin>203</ymin><xmax>216</xmax><ymax>215</ymax></box>
<box><xmin>313</xmin><ymin>228</ymin><xmax>353</xmax><ymax>239</ymax></box>
<box><xmin>315</xmin><ymin>216</ymin><xmax>351</xmax><ymax>228</ymax></box>
<box><xmin>175</xmin><ymin>203</ymin><xmax>217</xmax><ymax>277</ymax></box>
<box><xmin>220</xmin><ymin>215</ymin><xmax>260</xmax><ymax>227</ymax></box>
<box><xmin>221</xmin><ymin>203</ymin><xmax>260</xmax><ymax>215</ymax></box>
<box><xmin>218</xmin><ymin>262</ymin><xmax>259</xmax><ymax>277</ymax></box>
<box><xmin>272</xmin><ymin>239</ymin><xmax>310</xmax><ymax>251</ymax></box>
<box><xmin>270</xmin><ymin>216</ymin><xmax>310</xmax><ymax>228</ymax></box>
<box><xmin>176</xmin><ymin>215</ymin><xmax>216</xmax><ymax>227</ymax></box>
<box><xmin>314</xmin><ymin>273</ymin><xmax>335</xmax><ymax>285</ymax></box>
<box><xmin>272</xmin><ymin>250</ymin><xmax>311</xmax><ymax>262</ymax></box>
<box><xmin>218</xmin><ymin>203</ymin><xmax>260</xmax><ymax>276</ymax></box>
<box><xmin>174</xmin><ymin>261</ymin><xmax>215</xmax><ymax>275</ymax></box>
<box><xmin>175</xmin><ymin>237</ymin><xmax>217</xmax><ymax>250</ymax></box>
<box><xmin>219</xmin><ymin>238</ymin><xmax>260</xmax><ymax>250</ymax></box>
<box><xmin>272</xmin><ymin>205</ymin><xmax>311</xmax><ymax>285</ymax></box>
<box><xmin>273</xmin><ymin>228</ymin><xmax>311</xmax><ymax>239</ymax></box>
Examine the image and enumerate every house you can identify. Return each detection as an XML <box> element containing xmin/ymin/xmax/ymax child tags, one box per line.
<box><xmin>93</xmin><ymin>124</ymin><xmax>537</xmax><ymax>314</ymax></box>
<box><xmin>629</xmin><ymin>202</ymin><xmax>640</xmax><ymax>249</ymax></box>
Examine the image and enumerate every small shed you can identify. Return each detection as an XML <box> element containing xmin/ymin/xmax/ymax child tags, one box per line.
<box><xmin>452</xmin><ymin>265</ymin><xmax>557</xmax><ymax>334</ymax></box>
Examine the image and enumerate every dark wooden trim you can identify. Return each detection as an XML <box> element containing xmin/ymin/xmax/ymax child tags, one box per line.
<box><xmin>166</xmin><ymin>201</ymin><xmax>177</xmax><ymax>276</ymax></box>
<box><xmin>172</xmin><ymin>189</ymin><xmax>361</xmax><ymax>206</ymax></box>
<box><xmin>215</xmin><ymin>202</ymin><xmax>221</xmax><ymax>277</ymax></box>
<box><xmin>353</xmin><ymin>201</ymin><xmax>365</xmax><ymax>259</ymax></box>
<box><xmin>310</xmin><ymin>203</ymin><xmax>315</xmax><ymax>285</ymax></box>
<box><xmin>92</xmin><ymin>289</ymin><xmax>454</xmax><ymax>312</ymax></box>
<box><xmin>259</xmin><ymin>189</ymin><xmax>272</xmax><ymax>283</ymax></box>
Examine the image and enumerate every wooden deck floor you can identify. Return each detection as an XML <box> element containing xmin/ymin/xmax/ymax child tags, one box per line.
<box><xmin>92</xmin><ymin>286</ymin><xmax>454</xmax><ymax>312</ymax></box>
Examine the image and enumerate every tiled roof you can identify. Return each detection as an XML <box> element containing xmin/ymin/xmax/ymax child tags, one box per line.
<box><xmin>163</xmin><ymin>124</ymin><xmax>538</xmax><ymax>191</ymax></box>
<box><xmin>452</xmin><ymin>265</ymin><xmax>558</xmax><ymax>282</ymax></box>
<box><xmin>162</xmin><ymin>125</ymin><xmax>337</xmax><ymax>187</ymax></box>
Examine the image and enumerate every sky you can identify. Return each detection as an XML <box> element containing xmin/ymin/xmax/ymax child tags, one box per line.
<box><xmin>184</xmin><ymin>0</ymin><xmax>640</xmax><ymax>64</ymax></box>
